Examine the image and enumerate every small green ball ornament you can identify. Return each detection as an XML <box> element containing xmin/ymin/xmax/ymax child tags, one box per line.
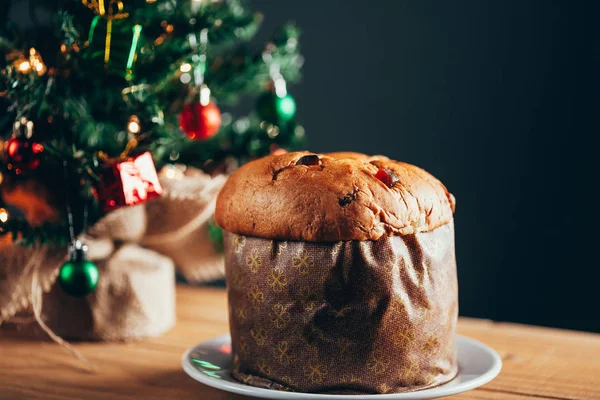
<box><xmin>58</xmin><ymin>241</ymin><xmax>99</xmax><ymax>297</ymax></box>
<box><xmin>257</xmin><ymin>91</ymin><xmax>297</xmax><ymax>124</ymax></box>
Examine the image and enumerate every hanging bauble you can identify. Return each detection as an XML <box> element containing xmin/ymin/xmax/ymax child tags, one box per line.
<box><xmin>4</xmin><ymin>137</ymin><xmax>44</xmax><ymax>173</ymax></box>
<box><xmin>4</xmin><ymin>117</ymin><xmax>44</xmax><ymax>173</ymax></box>
<box><xmin>58</xmin><ymin>241</ymin><xmax>99</xmax><ymax>297</ymax></box>
<box><xmin>179</xmin><ymin>101</ymin><xmax>222</xmax><ymax>140</ymax></box>
<box><xmin>257</xmin><ymin>91</ymin><xmax>296</xmax><ymax>125</ymax></box>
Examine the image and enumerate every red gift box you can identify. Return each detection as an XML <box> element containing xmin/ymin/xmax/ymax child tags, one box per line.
<box><xmin>96</xmin><ymin>152</ymin><xmax>163</xmax><ymax>211</ymax></box>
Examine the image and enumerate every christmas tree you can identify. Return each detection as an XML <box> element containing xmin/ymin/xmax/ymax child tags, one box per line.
<box><xmin>0</xmin><ymin>0</ymin><xmax>304</xmax><ymax>268</ymax></box>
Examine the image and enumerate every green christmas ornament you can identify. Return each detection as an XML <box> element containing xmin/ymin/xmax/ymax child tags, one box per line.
<box><xmin>257</xmin><ymin>91</ymin><xmax>297</xmax><ymax>124</ymax></box>
<box><xmin>58</xmin><ymin>241</ymin><xmax>99</xmax><ymax>297</ymax></box>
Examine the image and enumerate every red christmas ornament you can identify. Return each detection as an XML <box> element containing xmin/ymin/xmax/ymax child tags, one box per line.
<box><xmin>94</xmin><ymin>152</ymin><xmax>163</xmax><ymax>211</ymax></box>
<box><xmin>179</xmin><ymin>101</ymin><xmax>222</xmax><ymax>140</ymax></box>
<box><xmin>4</xmin><ymin>137</ymin><xmax>44</xmax><ymax>173</ymax></box>
<box><xmin>375</xmin><ymin>168</ymin><xmax>399</xmax><ymax>188</ymax></box>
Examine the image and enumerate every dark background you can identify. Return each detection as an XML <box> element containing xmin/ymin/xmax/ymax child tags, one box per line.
<box><xmin>250</xmin><ymin>0</ymin><xmax>600</xmax><ymax>333</ymax></box>
<box><xmin>8</xmin><ymin>1</ymin><xmax>599</xmax><ymax>332</ymax></box>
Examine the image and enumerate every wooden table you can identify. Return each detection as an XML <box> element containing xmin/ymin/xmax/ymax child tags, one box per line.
<box><xmin>1</xmin><ymin>286</ymin><xmax>599</xmax><ymax>400</ymax></box>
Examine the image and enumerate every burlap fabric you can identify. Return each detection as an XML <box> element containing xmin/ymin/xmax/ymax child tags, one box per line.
<box><xmin>224</xmin><ymin>221</ymin><xmax>458</xmax><ymax>394</ymax></box>
<box><xmin>0</xmin><ymin>169</ymin><xmax>225</xmax><ymax>341</ymax></box>
<box><xmin>144</xmin><ymin>170</ymin><xmax>227</xmax><ymax>283</ymax></box>
<box><xmin>1</xmin><ymin>243</ymin><xmax>176</xmax><ymax>341</ymax></box>
<box><xmin>0</xmin><ymin>207</ymin><xmax>176</xmax><ymax>341</ymax></box>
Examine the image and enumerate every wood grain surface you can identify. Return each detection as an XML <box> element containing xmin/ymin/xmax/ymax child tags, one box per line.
<box><xmin>0</xmin><ymin>285</ymin><xmax>598</xmax><ymax>400</ymax></box>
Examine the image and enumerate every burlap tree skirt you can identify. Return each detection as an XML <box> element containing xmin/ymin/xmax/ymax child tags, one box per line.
<box><xmin>1</xmin><ymin>241</ymin><xmax>175</xmax><ymax>341</ymax></box>
<box><xmin>0</xmin><ymin>168</ymin><xmax>225</xmax><ymax>342</ymax></box>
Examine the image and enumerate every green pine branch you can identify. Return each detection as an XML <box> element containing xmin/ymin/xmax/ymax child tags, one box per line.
<box><xmin>0</xmin><ymin>0</ymin><xmax>305</xmax><ymax>245</ymax></box>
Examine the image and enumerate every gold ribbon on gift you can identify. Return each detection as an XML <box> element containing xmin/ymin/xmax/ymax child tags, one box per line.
<box><xmin>83</xmin><ymin>0</ymin><xmax>130</xmax><ymax>64</ymax></box>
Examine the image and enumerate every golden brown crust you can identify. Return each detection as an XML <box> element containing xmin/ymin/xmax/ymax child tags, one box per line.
<box><xmin>215</xmin><ymin>151</ymin><xmax>455</xmax><ymax>241</ymax></box>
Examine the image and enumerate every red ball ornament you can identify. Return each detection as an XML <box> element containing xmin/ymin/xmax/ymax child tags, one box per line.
<box><xmin>4</xmin><ymin>136</ymin><xmax>44</xmax><ymax>173</ymax></box>
<box><xmin>179</xmin><ymin>101</ymin><xmax>222</xmax><ymax>140</ymax></box>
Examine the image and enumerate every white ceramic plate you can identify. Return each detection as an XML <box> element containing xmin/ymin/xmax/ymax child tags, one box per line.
<box><xmin>182</xmin><ymin>334</ymin><xmax>502</xmax><ymax>399</ymax></box>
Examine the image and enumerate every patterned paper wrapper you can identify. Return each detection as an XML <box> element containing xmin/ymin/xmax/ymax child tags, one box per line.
<box><xmin>223</xmin><ymin>221</ymin><xmax>458</xmax><ymax>395</ymax></box>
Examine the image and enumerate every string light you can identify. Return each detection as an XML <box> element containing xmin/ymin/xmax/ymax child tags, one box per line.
<box><xmin>28</xmin><ymin>48</ymin><xmax>47</xmax><ymax>76</ymax></box>
<box><xmin>180</xmin><ymin>73</ymin><xmax>192</xmax><ymax>84</ymax></box>
<box><xmin>154</xmin><ymin>21</ymin><xmax>173</xmax><ymax>46</ymax></box>
<box><xmin>127</xmin><ymin>115</ymin><xmax>141</xmax><ymax>134</ymax></box>
<box><xmin>14</xmin><ymin>117</ymin><xmax>34</xmax><ymax>139</ymax></box>
<box><xmin>180</xmin><ymin>63</ymin><xmax>192</xmax><ymax>73</ymax></box>
<box><xmin>0</xmin><ymin>208</ymin><xmax>9</xmax><ymax>224</ymax></box>
<box><xmin>266</xmin><ymin>125</ymin><xmax>280</xmax><ymax>138</ymax></box>
<box><xmin>160</xmin><ymin>164</ymin><xmax>186</xmax><ymax>181</ymax></box>
<box><xmin>13</xmin><ymin>48</ymin><xmax>46</xmax><ymax>76</ymax></box>
<box><xmin>17</xmin><ymin>59</ymin><xmax>31</xmax><ymax>73</ymax></box>
<box><xmin>200</xmin><ymin>84</ymin><xmax>211</xmax><ymax>106</ymax></box>
<box><xmin>294</xmin><ymin>125</ymin><xmax>306</xmax><ymax>138</ymax></box>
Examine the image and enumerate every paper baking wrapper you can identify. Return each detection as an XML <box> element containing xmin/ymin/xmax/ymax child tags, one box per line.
<box><xmin>223</xmin><ymin>221</ymin><xmax>458</xmax><ymax>394</ymax></box>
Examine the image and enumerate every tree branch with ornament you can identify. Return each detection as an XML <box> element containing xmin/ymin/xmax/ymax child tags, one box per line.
<box><xmin>0</xmin><ymin>0</ymin><xmax>304</xmax><ymax>297</ymax></box>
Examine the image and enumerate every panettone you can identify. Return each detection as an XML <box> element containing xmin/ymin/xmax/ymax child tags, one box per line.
<box><xmin>216</xmin><ymin>151</ymin><xmax>458</xmax><ymax>394</ymax></box>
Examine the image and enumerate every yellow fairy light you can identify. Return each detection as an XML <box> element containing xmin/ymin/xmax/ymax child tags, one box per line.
<box><xmin>14</xmin><ymin>48</ymin><xmax>46</xmax><ymax>76</ymax></box>
<box><xmin>127</xmin><ymin>115</ymin><xmax>141</xmax><ymax>134</ymax></box>
<box><xmin>28</xmin><ymin>48</ymin><xmax>46</xmax><ymax>75</ymax></box>
<box><xmin>0</xmin><ymin>208</ymin><xmax>9</xmax><ymax>224</ymax></box>
<box><xmin>266</xmin><ymin>125</ymin><xmax>279</xmax><ymax>138</ymax></box>
<box><xmin>17</xmin><ymin>60</ymin><xmax>31</xmax><ymax>73</ymax></box>
<box><xmin>180</xmin><ymin>63</ymin><xmax>192</xmax><ymax>73</ymax></box>
<box><xmin>160</xmin><ymin>164</ymin><xmax>186</xmax><ymax>181</ymax></box>
<box><xmin>128</xmin><ymin>121</ymin><xmax>140</xmax><ymax>134</ymax></box>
